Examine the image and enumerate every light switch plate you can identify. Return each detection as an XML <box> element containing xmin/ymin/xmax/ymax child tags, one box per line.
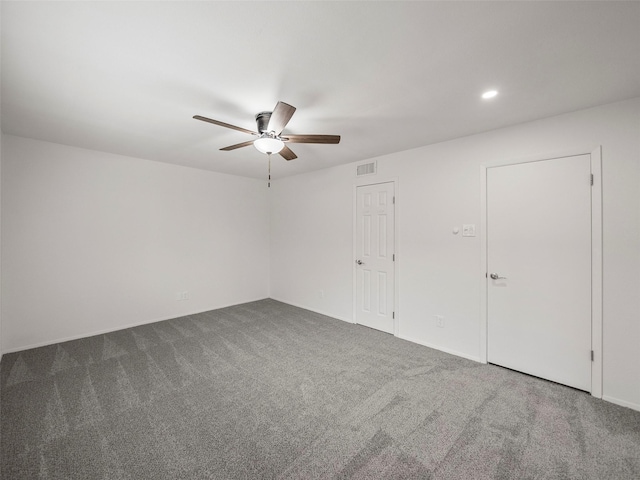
<box><xmin>462</xmin><ymin>224</ymin><xmax>476</xmax><ymax>237</ymax></box>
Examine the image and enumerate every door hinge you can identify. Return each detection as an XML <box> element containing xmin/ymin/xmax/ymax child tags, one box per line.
<box><xmin>393</xmin><ymin>254</ymin><xmax>395</xmax><ymax>261</ymax></box>
<box><xmin>393</xmin><ymin>196</ymin><xmax>395</xmax><ymax>204</ymax></box>
<box><xmin>392</xmin><ymin>312</ymin><xmax>395</xmax><ymax>319</ymax></box>
<box><xmin>591</xmin><ymin>350</ymin><xmax>594</xmax><ymax>362</ymax></box>
<box><xmin>590</xmin><ymin>174</ymin><xmax>594</xmax><ymax>186</ymax></box>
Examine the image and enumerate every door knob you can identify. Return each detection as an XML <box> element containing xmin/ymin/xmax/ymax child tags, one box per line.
<box><xmin>490</xmin><ymin>273</ymin><xmax>507</xmax><ymax>280</ymax></box>
<box><xmin>356</xmin><ymin>260</ymin><xmax>364</xmax><ymax>265</ymax></box>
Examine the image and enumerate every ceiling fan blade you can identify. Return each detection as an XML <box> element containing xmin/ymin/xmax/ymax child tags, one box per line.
<box><xmin>193</xmin><ymin>115</ymin><xmax>257</xmax><ymax>135</ymax></box>
<box><xmin>220</xmin><ymin>140</ymin><xmax>255</xmax><ymax>151</ymax></box>
<box><xmin>282</xmin><ymin>134</ymin><xmax>341</xmax><ymax>144</ymax></box>
<box><xmin>279</xmin><ymin>145</ymin><xmax>298</xmax><ymax>161</ymax></box>
<box><xmin>267</xmin><ymin>101</ymin><xmax>296</xmax><ymax>135</ymax></box>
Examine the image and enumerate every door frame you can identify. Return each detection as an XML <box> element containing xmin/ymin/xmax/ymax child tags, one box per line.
<box><xmin>352</xmin><ymin>177</ymin><xmax>399</xmax><ymax>336</ymax></box>
<box><xmin>480</xmin><ymin>147</ymin><xmax>602</xmax><ymax>398</ymax></box>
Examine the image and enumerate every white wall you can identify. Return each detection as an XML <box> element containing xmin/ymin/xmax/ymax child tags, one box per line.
<box><xmin>1</xmin><ymin>4</ymin><xmax>3</xmax><ymax>359</ymax></box>
<box><xmin>1</xmin><ymin>135</ymin><xmax>269</xmax><ymax>352</ymax></box>
<box><xmin>270</xmin><ymin>97</ymin><xmax>640</xmax><ymax>411</ymax></box>
<box><xmin>0</xmin><ymin>124</ymin><xmax>3</xmax><ymax>360</ymax></box>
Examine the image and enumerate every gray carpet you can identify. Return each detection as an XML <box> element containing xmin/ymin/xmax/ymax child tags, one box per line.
<box><xmin>1</xmin><ymin>299</ymin><xmax>639</xmax><ymax>479</ymax></box>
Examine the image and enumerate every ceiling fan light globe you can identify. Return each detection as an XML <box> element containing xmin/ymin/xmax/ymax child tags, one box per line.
<box><xmin>254</xmin><ymin>137</ymin><xmax>284</xmax><ymax>154</ymax></box>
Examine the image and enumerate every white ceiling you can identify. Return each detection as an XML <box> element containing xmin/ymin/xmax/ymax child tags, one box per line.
<box><xmin>2</xmin><ymin>1</ymin><xmax>640</xmax><ymax>180</ymax></box>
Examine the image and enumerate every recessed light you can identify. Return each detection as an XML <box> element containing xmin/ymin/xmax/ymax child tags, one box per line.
<box><xmin>482</xmin><ymin>90</ymin><xmax>498</xmax><ymax>99</ymax></box>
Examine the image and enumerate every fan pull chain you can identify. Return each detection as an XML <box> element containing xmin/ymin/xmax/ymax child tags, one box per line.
<box><xmin>268</xmin><ymin>153</ymin><xmax>271</xmax><ymax>188</ymax></box>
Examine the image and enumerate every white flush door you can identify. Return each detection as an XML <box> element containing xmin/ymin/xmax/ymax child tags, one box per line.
<box><xmin>355</xmin><ymin>182</ymin><xmax>395</xmax><ymax>334</ymax></box>
<box><xmin>487</xmin><ymin>154</ymin><xmax>592</xmax><ymax>391</ymax></box>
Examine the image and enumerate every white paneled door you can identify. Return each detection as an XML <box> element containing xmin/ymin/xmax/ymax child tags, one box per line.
<box><xmin>487</xmin><ymin>154</ymin><xmax>592</xmax><ymax>391</ymax></box>
<box><xmin>355</xmin><ymin>182</ymin><xmax>395</xmax><ymax>334</ymax></box>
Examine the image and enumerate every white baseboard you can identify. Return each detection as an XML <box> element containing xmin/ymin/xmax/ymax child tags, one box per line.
<box><xmin>269</xmin><ymin>297</ymin><xmax>354</xmax><ymax>324</ymax></box>
<box><xmin>2</xmin><ymin>297</ymin><xmax>270</xmax><ymax>355</ymax></box>
<box><xmin>6</xmin><ymin>298</ymin><xmax>640</xmax><ymax>415</ymax></box>
<box><xmin>602</xmin><ymin>395</ymin><xmax>640</xmax><ymax>412</ymax></box>
<box><xmin>396</xmin><ymin>334</ymin><xmax>482</xmax><ymax>363</ymax></box>
<box><xmin>268</xmin><ymin>301</ymin><xmax>482</xmax><ymax>364</ymax></box>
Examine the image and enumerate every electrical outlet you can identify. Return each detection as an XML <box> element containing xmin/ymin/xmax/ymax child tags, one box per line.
<box><xmin>435</xmin><ymin>315</ymin><xmax>445</xmax><ymax>328</ymax></box>
<box><xmin>319</xmin><ymin>290</ymin><xmax>325</xmax><ymax>299</ymax></box>
<box><xmin>177</xmin><ymin>291</ymin><xmax>189</xmax><ymax>301</ymax></box>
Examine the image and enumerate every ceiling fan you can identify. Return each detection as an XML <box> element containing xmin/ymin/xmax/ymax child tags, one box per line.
<box><xmin>193</xmin><ymin>101</ymin><xmax>340</xmax><ymax>161</ymax></box>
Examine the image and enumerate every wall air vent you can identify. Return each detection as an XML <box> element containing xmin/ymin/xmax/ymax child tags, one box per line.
<box><xmin>356</xmin><ymin>162</ymin><xmax>376</xmax><ymax>176</ymax></box>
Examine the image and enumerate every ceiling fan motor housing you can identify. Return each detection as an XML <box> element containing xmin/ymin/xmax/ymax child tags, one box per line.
<box><xmin>255</xmin><ymin>111</ymin><xmax>273</xmax><ymax>133</ymax></box>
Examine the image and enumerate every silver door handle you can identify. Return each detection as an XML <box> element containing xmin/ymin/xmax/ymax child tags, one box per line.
<box><xmin>490</xmin><ymin>273</ymin><xmax>507</xmax><ymax>280</ymax></box>
<box><xmin>356</xmin><ymin>260</ymin><xmax>364</xmax><ymax>265</ymax></box>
